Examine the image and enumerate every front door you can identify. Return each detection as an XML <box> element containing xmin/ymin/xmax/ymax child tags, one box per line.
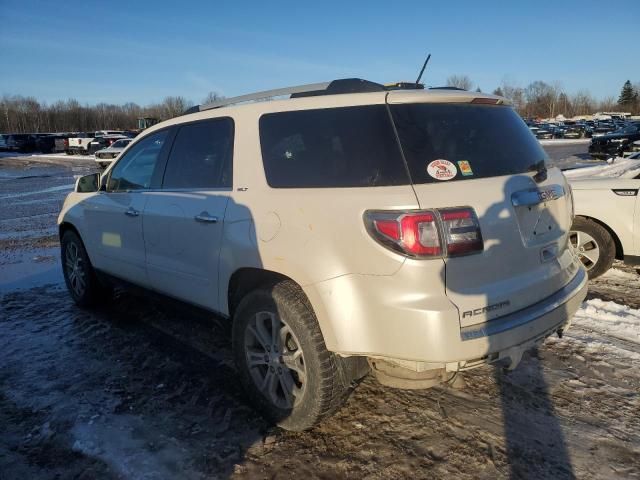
<box><xmin>84</xmin><ymin>129</ymin><xmax>170</xmax><ymax>287</ymax></box>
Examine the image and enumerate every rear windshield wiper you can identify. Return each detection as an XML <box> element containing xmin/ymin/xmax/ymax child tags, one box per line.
<box><xmin>528</xmin><ymin>160</ymin><xmax>547</xmax><ymax>183</ymax></box>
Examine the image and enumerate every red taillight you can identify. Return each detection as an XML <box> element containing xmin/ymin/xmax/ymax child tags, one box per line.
<box><xmin>365</xmin><ymin>207</ymin><xmax>483</xmax><ymax>259</ymax></box>
<box><xmin>373</xmin><ymin>219</ymin><xmax>400</xmax><ymax>241</ymax></box>
<box><xmin>400</xmin><ymin>213</ymin><xmax>441</xmax><ymax>256</ymax></box>
<box><xmin>439</xmin><ymin>208</ymin><xmax>483</xmax><ymax>256</ymax></box>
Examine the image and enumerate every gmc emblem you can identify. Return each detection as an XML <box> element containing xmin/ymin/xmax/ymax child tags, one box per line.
<box><xmin>538</xmin><ymin>189</ymin><xmax>558</xmax><ymax>202</ymax></box>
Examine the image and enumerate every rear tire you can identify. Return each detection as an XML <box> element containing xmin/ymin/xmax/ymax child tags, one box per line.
<box><xmin>232</xmin><ymin>280</ymin><xmax>355</xmax><ymax>431</ymax></box>
<box><xmin>569</xmin><ymin>217</ymin><xmax>615</xmax><ymax>279</ymax></box>
<box><xmin>61</xmin><ymin>230</ymin><xmax>110</xmax><ymax>307</ymax></box>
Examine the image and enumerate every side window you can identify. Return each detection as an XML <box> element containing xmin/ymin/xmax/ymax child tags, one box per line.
<box><xmin>162</xmin><ymin>118</ymin><xmax>234</xmax><ymax>189</ymax></box>
<box><xmin>259</xmin><ymin>105</ymin><xmax>408</xmax><ymax>188</ymax></box>
<box><xmin>107</xmin><ymin>130</ymin><xmax>168</xmax><ymax>192</ymax></box>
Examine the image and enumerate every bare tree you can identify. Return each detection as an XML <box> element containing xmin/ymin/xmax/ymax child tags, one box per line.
<box><xmin>2</xmin><ymin>80</ymin><xmax>632</xmax><ymax>134</ymax></box>
<box><xmin>161</xmin><ymin>96</ymin><xmax>192</xmax><ymax>119</ymax></box>
<box><xmin>597</xmin><ymin>96</ymin><xmax>618</xmax><ymax>112</ymax></box>
<box><xmin>446</xmin><ymin>74</ymin><xmax>473</xmax><ymax>91</ymax></box>
<box><xmin>571</xmin><ymin>90</ymin><xmax>595</xmax><ymax>116</ymax></box>
<box><xmin>202</xmin><ymin>92</ymin><xmax>225</xmax><ymax>105</ymax></box>
<box><xmin>499</xmin><ymin>80</ymin><xmax>526</xmax><ymax>116</ymax></box>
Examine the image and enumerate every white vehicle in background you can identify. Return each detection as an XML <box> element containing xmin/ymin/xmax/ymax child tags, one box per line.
<box><xmin>67</xmin><ymin>130</ymin><xmax>125</xmax><ymax>155</ymax></box>
<box><xmin>567</xmin><ymin>152</ymin><xmax>640</xmax><ymax>278</ymax></box>
<box><xmin>94</xmin><ymin>138</ymin><xmax>133</xmax><ymax>168</ymax></box>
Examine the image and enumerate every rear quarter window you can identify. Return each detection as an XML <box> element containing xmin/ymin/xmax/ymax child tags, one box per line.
<box><xmin>390</xmin><ymin>104</ymin><xmax>548</xmax><ymax>184</ymax></box>
<box><xmin>259</xmin><ymin>105</ymin><xmax>409</xmax><ymax>188</ymax></box>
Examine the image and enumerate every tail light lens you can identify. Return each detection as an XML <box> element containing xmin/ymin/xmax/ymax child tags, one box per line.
<box><xmin>365</xmin><ymin>207</ymin><xmax>483</xmax><ymax>259</ymax></box>
<box><xmin>438</xmin><ymin>208</ymin><xmax>483</xmax><ymax>256</ymax></box>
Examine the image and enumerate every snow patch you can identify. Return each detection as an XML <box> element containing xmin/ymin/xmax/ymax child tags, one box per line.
<box><xmin>539</xmin><ymin>139</ymin><xmax>591</xmax><ymax>146</ymax></box>
<box><xmin>601</xmin><ymin>267</ymin><xmax>640</xmax><ymax>284</ymax></box>
<box><xmin>573</xmin><ymin>298</ymin><xmax>640</xmax><ymax>345</ymax></box>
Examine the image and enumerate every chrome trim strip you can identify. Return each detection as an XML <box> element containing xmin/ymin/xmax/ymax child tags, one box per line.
<box><xmin>460</xmin><ymin>267</ymin><xmax>587</xmax><ymax>341</ymax></box>
<box><xmin>511</xmin><ymin>184</ymin><xmax>565</xmax><ymax>207</ymax></box>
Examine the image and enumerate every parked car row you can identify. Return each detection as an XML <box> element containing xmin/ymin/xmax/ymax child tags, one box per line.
<box><xmin>526</xmin><ymin>118</ymin><xmax>638</xmax><ymax>140</ymax></box>
<box><xmin>67</xmin><ymin>130</ymin><xmax>137</xmax><ymax>155</ymax></box>
<box><xmin>0</xmin><ymin>130</ymin><xmax>137</xmax><ymax>155</ymax></box>
<box><xmin>588</xmin><ymin>121</ymin><xmax>640</xmax><ymax>159</ymax></box>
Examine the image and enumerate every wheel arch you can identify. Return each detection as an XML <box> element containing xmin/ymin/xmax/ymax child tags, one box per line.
<box><xmin>227</xmin><ymin>267</ymin><xmax>293</xmax><ymax>318</ymax></box>
<box><xmin>574</xmin><ymin>215</ymin><xmax>624</xmax><ymax>260</ymax></box>
<box><xmin>59</xmin><ymin>221</ymin><xmax>81</xmax><ymax>242</ymax></box>
<box><xmin>225</xmin><ymin>266</ymin><xmax>340</xmax><ymax>350</ymax></box>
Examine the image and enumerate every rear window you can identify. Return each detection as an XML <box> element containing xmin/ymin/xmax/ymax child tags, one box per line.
<box><xmin>390</xmin><ymin>104</ymin><xmax>548</xmax><ymax>184</ymax></box>
<box><xmin>259</xmin><ymin>105</ymin><xmax>409</xmax><ymax>188</ymax></box>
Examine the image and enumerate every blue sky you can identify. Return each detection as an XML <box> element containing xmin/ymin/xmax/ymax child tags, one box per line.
<box><xmin>1</xmin><ymin>0</ymin><xmax>638</xmax><ymax>106</ymax></box>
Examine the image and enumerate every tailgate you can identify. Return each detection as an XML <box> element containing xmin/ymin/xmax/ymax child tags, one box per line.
<box><xmin>388</xmin><ymin>99</ymin><xmax>578</xmax><ymax>327</ymax></box>
<box><xmin>412</xmin><ymin>169</ymin><xmax>575</xmax><ymax>327</ymax></box>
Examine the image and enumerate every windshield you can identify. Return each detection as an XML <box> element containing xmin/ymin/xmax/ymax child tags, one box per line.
<box><xmin>390</xmin><ymin>103</ymin><xmax>549</xmax><ymax>184</ymax></box>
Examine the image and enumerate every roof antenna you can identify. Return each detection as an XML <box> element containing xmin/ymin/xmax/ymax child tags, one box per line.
<box><xmin>415</xmin><ymin>53</ymin><xmax>431</xmax><ymax>87</ymax></box>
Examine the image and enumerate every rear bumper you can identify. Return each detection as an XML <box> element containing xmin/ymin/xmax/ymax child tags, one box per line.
<box><xmin>307</xmin><ymin>259</ymin><xmax>587</xmax><ymax>369</ymax></box>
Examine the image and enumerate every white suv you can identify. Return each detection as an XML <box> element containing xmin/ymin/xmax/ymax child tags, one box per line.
<box><xmin>58</xmin><ymin>79</ymin><xmax>588</xmax><ymax>430</ymax></box>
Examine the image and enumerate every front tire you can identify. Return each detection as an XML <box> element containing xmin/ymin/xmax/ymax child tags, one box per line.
<box><xmin>61</xmin><ymin>230</ymin><xmax>109</xmax><ymax>307</ymax></box>
<box><xmin>569</xmin><ymin>217</ymin><xmax>615</xmax><ymax>279</ymax></box>
<box><xmin>232</xmin><ymin>280</ymin><xmax>353</xmax><ymax>431</ymax></box>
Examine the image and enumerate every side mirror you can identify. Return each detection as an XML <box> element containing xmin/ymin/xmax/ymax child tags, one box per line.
<box><xmin>75</xmin><ymin>173</ymin><xmax>101</xmax><ymax>193</ymax></box>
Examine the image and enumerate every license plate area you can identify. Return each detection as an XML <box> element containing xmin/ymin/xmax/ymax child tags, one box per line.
<box><xmin>515</xmin><ymin>203</ymin><xmax>560</xmax><ymax>246</ymax></box>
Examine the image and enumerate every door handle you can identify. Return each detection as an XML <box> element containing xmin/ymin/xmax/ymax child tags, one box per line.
<box><xmin>124</xmin><ymin>207</ymin><xmax>139</xmax><ymax>217</ymax></box>
<box><xmin>194</xmin><ymin>212</ymin><xmax>218</xmax><ymax>223</ymax></box>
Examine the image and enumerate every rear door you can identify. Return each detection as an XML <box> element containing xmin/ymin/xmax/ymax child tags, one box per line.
<box><xmin>143</xmin><ymin>117</ymin><xmax>234</xmax><ymax>311</ymax></box>
<box><xmin>389</xmin><ymin>99</ymin><xmax>576</xmax><ymax>327</ymax></box>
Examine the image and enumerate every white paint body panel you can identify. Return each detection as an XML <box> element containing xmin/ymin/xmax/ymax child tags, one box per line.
<box><xmin>570</xmin><ymin>177</ymin><xmax>639</xmax><ymax>257</ymax></box>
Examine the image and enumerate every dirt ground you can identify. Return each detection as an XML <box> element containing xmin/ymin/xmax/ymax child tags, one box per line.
<box><xmin>1</xmin><ymin>148</ymin><xmax>639</xmax><ymax>479</ymax></box>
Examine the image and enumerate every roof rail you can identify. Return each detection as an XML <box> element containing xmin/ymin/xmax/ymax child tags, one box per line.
<box><xmin>184</xmin><ymin>78</ymin><xmax>385</xmax><ymax>114</ymax></box>
<box><xmin>429</xmin><ymin>86</ymin><xmax>467</xmax><ymax>91</ymax></box>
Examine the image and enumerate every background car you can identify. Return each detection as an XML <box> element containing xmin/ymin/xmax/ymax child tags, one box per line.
<box><xmin>568</xmin><ymin>152</ymin><xmax>640</xmax><ymax>277</ymax></box>
<box><xmin>529</xmin><ymin>126</ymin><xmax>553</xmax><ymax>139</ymax></box>
<box><xmin>4</xmin><ymin>134</ymin><xmax>37</xmax><ymax>153</ymax></box>
<box><xmin>589</xmin><ymin>122</ymin><xmax>640</xmax><ymax>158</ymax></box>
<box><xmin>88</xmin><ymin>134</ymin><xmax>128</xmax><ymax>154</ymax></box>
<box><xmin>94</xmin><ymin>138</ymin><xmax>132</xmax><ymax>167</ymax></box>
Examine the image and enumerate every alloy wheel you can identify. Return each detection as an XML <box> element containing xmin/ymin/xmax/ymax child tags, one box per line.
<box><xmin>569</xmin><ymin>230</ymin><xmax>600</xmax><ymax>271</ymax></box>
<box><xmin>65</xmin><ymin>242</ymin><xmax>86</xmax><ymax>297</ymax></box>
<box><xmin>244</xmin><ymin>311</ymin><xmax>307</xmax><ymax>409</ymax></box>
